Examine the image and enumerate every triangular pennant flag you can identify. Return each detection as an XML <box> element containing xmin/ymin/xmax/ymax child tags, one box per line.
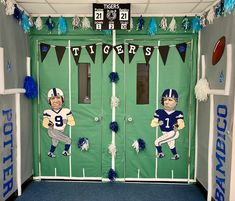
<box><xmin>40</xmin><ymin>43</ymin><xmax>51</xmax><ymax>62</ymax></box>
<box><xmin>55</xmin><ymin>46</ymin><xmax>66</xmax><ymax>65</ymax></box>
<box><xmin>128</xmin><ymin>44</ymin><xmax>139</xmax><ymax>63</ymax></box>
<box><xmin>86</xmin><ymin>44</ymin><xmax>96</xmax><ymax>63</ymax></box>
<box><xmin>71</xmin><ymin>46</ymin><xmax>82</xmax><ymax>65</ymax></box>
<box><xmin>114</xmin><ymin>44</ymin><xmax>125</xmax><ymax>64</ymax></box>
<box><xmin>159</xmin><ymin>45</ymin><xmax>170</xmax><ymax>65</ymax></box>
<box><xmin>143</xmin><ymin>46</ymin><xmax>154</xmax><ymax>64</ymax></box>
<box><xmin>102</xmin><ymin>43</ymin><xmax>113</xmax><ymax>63</ymax></box>
<box><xmin>176</xmin><ymin>43</ymin><xmax>187</xmax><ymax>62</ymax></box>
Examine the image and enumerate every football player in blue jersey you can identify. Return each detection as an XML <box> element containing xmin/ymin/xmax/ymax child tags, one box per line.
<box><xmin>42</xmin><ymin>88</ymin><xmax>75</xmax><ymax>158</ymax></box>
<box><xmin>151</xmin><ymin>89</ymin><xmax>185</xmax><ymax>160</ymax></box>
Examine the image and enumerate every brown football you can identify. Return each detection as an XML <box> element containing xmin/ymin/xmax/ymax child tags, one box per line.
<box><xmin>212</xmin><ymin>36</ymin><xmax>226</xmax><ymax>65</ymax></box>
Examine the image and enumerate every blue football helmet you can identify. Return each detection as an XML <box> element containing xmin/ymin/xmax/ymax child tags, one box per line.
<box><xmin>161</xmin><ymin>89</ymin><xmax>178</xmax><ymax>105</ymax></box>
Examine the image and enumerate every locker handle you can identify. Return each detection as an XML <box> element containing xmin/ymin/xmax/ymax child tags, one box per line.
<box><xmin>127</xmin><ymin>117</ymin><xmax>133</xmax><ymax>122</ymax></box>
<box><xmin>94</xmin><ymin>116</ymin><xmax>102</xmax><ymax>122</ymax></box>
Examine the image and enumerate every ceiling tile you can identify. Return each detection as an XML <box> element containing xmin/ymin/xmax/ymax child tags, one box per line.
<box><xmin>149</xmin><ymin>0</ymin><xmax>201</xmax><ymax>2</ymax></box>
<box><xmin>98</xmin><ymin>0</ymin><xmax>148</xmax><ymax>3</ymax></box>
<box><xmin>16</xmin><ymin>0</ymin><xmax>46</xmax><ymax>2</ymax></box>
<box><xmin>18</xmin><ymin>3</ymin><xmax>57</xmax><ymax>14</ymax></box>
<box><xmin>47</xmin><ymin>0</ymin><xmax>95</xmax><ymax>3</ymax></box>
<box><xmin>51</xmin><ymin>3</ymin><xmax>92</xmax><ymax>14</ymax></box>
<box><xmin>191</xmin><ymin>2</ymin><xmax>212</xmax><ymax>13</ymax></box>
<box><xmin>131</xmin><ymin>4</ymin><xmax>148</xmax><ymax>14</ymax></box>
<box><xmin>146</xmin><ymin>3</ymin><xmax>198</xmax><ymax>14</ymax></box>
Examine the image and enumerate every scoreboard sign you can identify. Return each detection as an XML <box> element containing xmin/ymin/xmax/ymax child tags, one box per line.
<box><xmin>93</xmin><ymin>3</ymin><xmax>130</xmax><ymax>30</ymax></box>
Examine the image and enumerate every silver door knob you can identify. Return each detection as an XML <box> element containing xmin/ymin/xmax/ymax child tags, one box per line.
<box><xmin>94</xmin><ymin>117</ymin><xmax>100</xmax><ymax>122</ymax></box>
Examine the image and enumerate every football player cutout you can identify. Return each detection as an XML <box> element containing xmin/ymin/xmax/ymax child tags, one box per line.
<box><xmin>42</xmin><ymin>88</ymin><xmax>75</xmax><ymax>158</ymax></box>
<box><xmin>151</xmin><ymin>89</ymin><xmax>185</xmax><ymax>160</ymax></box>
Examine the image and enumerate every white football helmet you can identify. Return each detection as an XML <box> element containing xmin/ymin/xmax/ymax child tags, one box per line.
<box><xmin>47</xmin><ymin>88</ymin><xmax>64</xmax><ymax>104</ymax></box>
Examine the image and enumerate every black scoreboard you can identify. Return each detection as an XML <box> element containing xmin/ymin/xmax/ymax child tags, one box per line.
<box><xmin>93</xmin><ymin>3</ymin><xmax>131</xmax><ymax>30</ymax></box>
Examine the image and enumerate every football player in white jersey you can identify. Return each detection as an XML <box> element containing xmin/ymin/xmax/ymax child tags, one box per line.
<box><xmin>151</xmin><ymin>89</ymin><xmax>185</xmax><ymax>160</ymax></box>
<box><xmin>42</xmin><ymin>88</ymin><xmax>75</xmax><ymax>158</ymax></box>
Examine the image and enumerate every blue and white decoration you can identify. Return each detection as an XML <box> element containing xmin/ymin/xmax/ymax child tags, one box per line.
<box><xmin>108</xmin><ymin>143</ymin><xmax>116</xmax><ymax>158</ymax></box>
<box><xmin>109</xmin><ymin>121</ymin><xmax>119</xmax><ymax>133</ymax></box>
<box><xmin>77</xmin><ymin>137</ymin><xmax>89</xmax><ymax>151</ymax></box>
<box><xmin>108</xmin><ymin>168</ymin><xmax>117</xmax><ymax>182</ymax></box>
<box><xmin>132</xmin><ymin>138</ymin><xmax>146</xmax><ymax>153</ymax></box>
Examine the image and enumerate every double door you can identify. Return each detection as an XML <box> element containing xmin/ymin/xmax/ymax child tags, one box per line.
<box><xmin>33</xmin><ymin>37</ymin><xmax>196</xmax><ymax>181</ymax></box>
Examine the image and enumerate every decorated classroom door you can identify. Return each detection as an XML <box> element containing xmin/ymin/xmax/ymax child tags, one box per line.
<box><xmin>124</xmin><ymin>38</ymin><xmax>196</xmax><ymax>180</ymax></box>
<box><xmin>36</xmin><ymin>39</ymin><xmax>103</xmax><ymax>179</ymax></box>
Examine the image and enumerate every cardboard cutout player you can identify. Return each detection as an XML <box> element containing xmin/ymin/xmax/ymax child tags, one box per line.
<box><xmin>151</xmin><ymin>89</ymin><xmax>185</xmax><ymax>160</ymax></box>
<box><xmin>42</xmin><ymin>88</ymin><xmax>75</xmax><ymax>158</ymax></box>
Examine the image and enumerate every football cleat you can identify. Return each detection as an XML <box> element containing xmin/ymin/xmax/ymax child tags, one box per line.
<box><xmin>62</xmin><ymin>150</ymin><xmax>70</xmax><ymax>156</ymax></box>
<box><xmin>157</xmin><ymin>153</ymin><xmax>165</xmax><ymax>158</ymax></box>
<box><xmin>48</xmin><ymin>152</ymin><xmax>56</xmax><ymax>158</ymax></box>
<box><xmin>171</xmin><ymin>154</ymin><xmax>180</xmax><ymax>160</ymax></box>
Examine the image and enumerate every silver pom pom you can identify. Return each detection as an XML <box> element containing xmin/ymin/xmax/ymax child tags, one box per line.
<box><xmin>111</xmin><ymin>96</ymin><xmax>120</xmax><ymax>108</ymax></box>
<box><xmin>35</xmin><ymin>16</ymin><xmax>43</xmax><ymax>30</ymax></box>
<box><xmin>159</xmin><ymin>17</ymin><xmax>168</xmax><ymax>30</ymax></box>
<box><xmin>82</xmin><ymin>17</ymin><xmax>91</xmax><ymax>30</ymax></box>
<box><xmin>108</xmin><ymin>144</ymin><xmax>116</xmax><ymax>158</ymax></box>
<box><xmin>195</xmin><ymin>78</ymin><xmax>210</xmax><ymax>102</ymax></box>
<box><xmin>72</xmin><ymin>15</ymin><xmax>80</xmax><ymax>29</ymax></box>
<box><xmin>132</xmin><ymin>140</ymin><xmax>140</xmax><ymax>153</ymax></box>
<box><xmin>207</xmin><ymin>8</ymin><xmax>215</xmax><ymax>24</ymax></box>
<box><xmin>168</xmin><ymin>17</ymin><xmax>177</xmax><ymax>32</ymax></box>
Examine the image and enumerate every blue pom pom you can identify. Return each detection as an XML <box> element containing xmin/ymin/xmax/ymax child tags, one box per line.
<box><xmin>21</xmin><ymin>12</ymin><xmax>30</xmax><ymax>33</ymax></box>
<box><xmin>181</xmin><ymin>16</ymin><xmax>191</xmax><ymax>32</ymax></box>
<box><xmin>215</xmin><ymin>0</ymin><xmax>225</xmax><ymax>17</ymax></box>
<box><xmin>14</xmin><ymin>4</ymin><xmax>22</xmax><ymax>21</ymax></box>
<box><xmin>192</xmin><ymin>16</ymin><xmax>201</xmax><ymax>33</ymax></box>
<box><xmin>137</xmin><ymin>15</ymin><xmax>144</xmax><ymax>31</ymax></box>
<box><xmin>45</xmin><ymin>16</ymin><xmax>55</xmax><ymax>32</ymax></box>
<box><xmin>109</xmin><ymin>121</ymin><xmax>119</xmax><ymax>133</ymax></box>
<box><xmin>78</xmin><ymin>137</ymin><xmax>88</xmax><ymax>148</ymax></box>
<box><xmin>137</xmin><ymin>138</ymin><xmax>146</xmax><ymax>151</ymax></box>
<box><xmin>148</xmin><ymin>18</ymin><xmax>157</xmax><ymax>36</ymax></box>
<box><xmin>109</xmin><ymin>72</ymin><xmax>119</xmax><ymax>83</ymax></box>
<box><xmin>58</xmin><ymin>16</ymin><xmax>67</xmax><ymax>34</ymax></box>
<box><xmin>23</xmin><ymin>76</ymin><xmax>38</xmax><ymax>99</ymax></box>
<box><xmin>108</xmin><ymin>168</ymin><xmax>117</xmax><ymax>182</ymax></box>
<box><xmin>224</xmin><ymin>0</ymin><xmax>234</xmax><ymax>13</ymax></box>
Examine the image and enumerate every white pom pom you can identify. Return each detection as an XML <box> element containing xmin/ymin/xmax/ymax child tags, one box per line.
<box><xmin>108</xmin><ymin>144</ymin><xmax>116</xmax><ymax>157</ymax></box>
<box><xmin>29</xmin><ymin>16</ymin><xmax>34</xmax><ymax>27</ymax></box>
<box><xmin>200</xmin><ymin>14</ymin><xmax>206</xmax><ymax>27</ymax></box>
<box><xmin>35</xmin><ymin>16</ymin><xmax>43</xmax><ymax>30</ymax></box>
<box><xmin>132</xmin><ymin>140</ymin><xmax>140</xmax><ymax>153</ymax></box>
<box><xmin>159</xmin><ymin>17</ymin><xmax>168</xmax><ymax>30</ymax></box>
<box><xmin>207</xmin><ymin>8</ymin><xmax>215</xmax><ymax>24</ymax></box>
<box><xmin>128</xmin><ymin>17</ymin><xmax>134</xmax><ymax>32</ymax></box>
<box><xmin>82</xmin><ymin>17</ymin><xmax>91</xmax><ymax>30</ymax></box>
<box><xmin>111</xmin><ymin>96</ymin><xmax>120</xmax><ymax>108</ymax></box>
<box><xmin>168</xmin><ymin>17</ymin><xmax>177</xmax><ymax>32</ymax></box>
<box><xmin>195</xmin><ymin>78</ymin><xmax>210</xmax><ymax>102</ymax></box>
<box><xmin>5</xmin><ymin>0</ymin><xmax>14</xmax><ymax>15</ymax></box>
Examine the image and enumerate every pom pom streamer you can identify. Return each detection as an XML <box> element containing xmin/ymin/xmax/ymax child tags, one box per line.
<box><xmin>111</xmin><ymin>96</ymin><xmax>120</xmax><ymax>108</ymax></box>
<box><xmin>108</xmin><ymin>144</ymin><xmax>116</xmax><ymax>157</ymax></box>
<box><xmin>29</xmin><ymin>16</ymin><xmax>34</xmax><ymax>27</ymax></box>
<box><xmin>109</xmin><ymin>72</ymin><xmax>119</xmax><ymax>83</ymax></box>
<box><xmin>200</xmin><ymin>14</ymin><xmax>206</xmax><ymax>28</ymax></box>
<box><xmin>168</xmin><ymin>17</ymin><xmax>177</xmax><ymax>32</ymax></box>
<box><xmin>159</xmin><ymin>17</ymin><xmax>168</xmax><ymax>30</ymax></box>
<box><xmin>108</xmin><ymin>168</ymin><xmax>117</xmax><ymax>182</ymax></box>
<box><xmin>58</xmin><ymin>16</ymin><xmax>67</xmax><ymax>34</ymax></box>
<box><xmin>192</xmin><ymin>15</ymin><xmax>202</xmax><ymax>33</ymax></box>
<box><xmin>23</xmin><ymin>76</ymin><xmax>38</xmax><ymax>99</ymax></box>
<box><xmin>224</xmin><ymin>0</ymin><xmax>235</xmax><ymax>13</ymax></box>
<box><xmin>215</xmin><ymin>0</ymin><xmax>224</xmax><ymax>17</ymax></box>
<box><xmin>5</xmin><ymin>0</ymin><xmax>14</xmax><ymax>15</ymax></box>
<box><xmin>35</xmin><ymin>16</ymin><xmax>43</xmax><ymax>30</ymax></box>
<box><xmin>45</xmin><ymin>16</ymin><xmax>55</xmax><ymax>32</ymax></box>
<box><xmin>181</xmin><ymin>16</ymin><xmax>191</xmax><ymax>32</ymax></box>
<box><xmin>78</xmin><ymin>137</ymin><xmax>89</xmax><ymax>151</ymax></box>
<box><xmin>194</xmin><ymin>78</ymin><xmax>210</xmax><ymax>102</ymax></box>
<box><xmin>72</xmin><ymin>16</ymin><xmax>80</xmax><ymax>29</ymax></box>
<box><xmin>14</xmin><ymin>4</ymin><xmax>22</xmax><ymax>21</ymax></box>
<box><xmin>137</xmin><ymin>15</ymin><xmax>144</xmax><ymax>31</ymax></box>
<box><xmin>21</xmin><ymin>12</ymin><xmax>30</xmax><ymax>33</ymax></box>
<box><xmin>207</xmin><ymin>8</ymin><xmax>215</xmax><ymax>24</ymax></box>
<box><xmin>1</xmin><ymin>0</ymin><xmax>6</xmax><ymax>6</ymax></box>
<box><xmin>82</xmin><ymin>17</ymin><xmax>91</xmax><ymax>30</ymax></box>
<box><xmin>148</xmin><ymin>18</ymin><xmax>157</xmax><ymax>36</ymax></box>
<box><xmin>132</xmin><ymin>138</ymin><xmax>146</xmax><ymax>153</ymax></box>
<box><xmin>109</xmin><ymin>121</ymin><xmax>119</xmax><ymax>133</ymax></box>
